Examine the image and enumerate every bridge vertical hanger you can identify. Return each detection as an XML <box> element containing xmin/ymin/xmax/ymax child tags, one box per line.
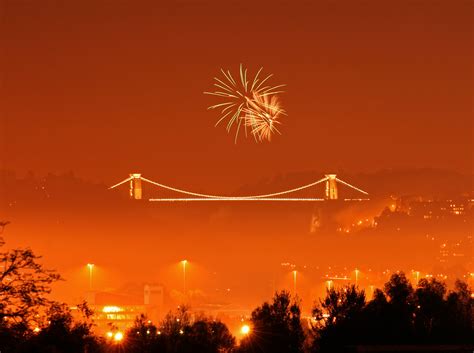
<box><xmin>129</xmin><ymin>174</ymin><xmax>142</xmax><ymax>200</ymax></box>
<box><xmin>325</xmin><ymin>174</ymin><xmax>338</xmax><ymax>200</ymax></box>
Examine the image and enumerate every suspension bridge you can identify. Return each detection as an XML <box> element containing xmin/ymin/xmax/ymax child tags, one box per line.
<box><xmin>109</xmin><ymin>173</ymin><xmax>369</xmax><ymax>202</ymax></box>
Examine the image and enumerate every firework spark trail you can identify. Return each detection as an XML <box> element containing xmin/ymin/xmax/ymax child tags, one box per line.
<box><xmin>204</xmin><ymin>64</ymin><xmax>285</xmax><ymax>143</ymax></box>
<box><xmin>244</xmin><ymin>93</ymin><xmax>285</xmax><ymax>142</ymax></box>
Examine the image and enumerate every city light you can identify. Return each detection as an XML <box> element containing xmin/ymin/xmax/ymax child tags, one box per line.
<box><xmin>415</xmin><ymin>271</ymin><xmax>420</xmax><ymax>285</ymax></box>
<box><xmin>102</xmin><ymin>306</ymin><xmax>122</xmax><ymax>313</ymax></box>
<box><xmin>114</xmin><ymin>332</ymin><xmax>124</xmax><ymax>342</ymax></box>
<box><xmin>240</xmin><ymin>324</ymin><xmax>250</xmax><ymax>335</ymax></box>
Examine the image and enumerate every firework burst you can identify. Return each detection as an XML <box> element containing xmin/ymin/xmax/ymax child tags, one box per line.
<box><xmin>244</xmin><ymin>93</ymin><xmax>285</xmax><ymax>142</ymax></box>
<box><xmin>204</xmin><ymin>64</ymin><xmax>285</xmax><ymax>143</ymax></box>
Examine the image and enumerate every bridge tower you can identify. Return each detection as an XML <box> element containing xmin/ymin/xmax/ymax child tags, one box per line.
<box><xmin>325</xmin><ymin>174</ymin><xmax>338</xmax><ymax>200</ymax></box>
<box><xmin>129</xmin><ymin>173</ymin><xmax>142</xmax><ymax>200</ymax></box>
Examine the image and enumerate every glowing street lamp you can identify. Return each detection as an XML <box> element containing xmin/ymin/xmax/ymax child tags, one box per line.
<box><xmin>107</xmin><ymin>331</ymin><xmax>124</xmax><ymax>343</ymax></box>
<box><xmin>113</xmin><ymin>332</ymin><xmax>124</xmax><ymax>342</ymax></box>
<box><xmin>87</xmin><ymin>263</ymin><xmax>94</xmax><ymax>290</ymax></box>
<box><xmin>240</xmin><ymin>324</ymin><xmax>250</xmax><ymax>335</ymax></box>
<box><xmin>181</xmin><ymin>260</ymin><xmax>188</xmax><ymax>295</ymax></box>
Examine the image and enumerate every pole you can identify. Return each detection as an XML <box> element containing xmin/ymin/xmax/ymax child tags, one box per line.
<box><xmin>182</xmin><ymin>260</ymin><xmax>187</xmax><ymax>295</ymax></box>
<box><xmin>87</xmin><ymin>264</ymin><xmax>94</xmax><ymax>290</ymax></box>
<box><xmin>293</xmin><ymin>271</ymin><xmax>297</xmax><ymax>295</ymax></box>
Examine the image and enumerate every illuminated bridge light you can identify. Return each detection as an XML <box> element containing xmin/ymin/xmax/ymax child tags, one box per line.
<box><xmin>110</xmin><ymin>174</ymin><xmax>370</xmax><ymax>202</ymax></box>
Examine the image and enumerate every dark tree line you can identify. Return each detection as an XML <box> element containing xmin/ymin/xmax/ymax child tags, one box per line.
<box><xmin>236</xmin><ymin>291</ymin><xmax>304</xmax><ymax>353</ymax></box>
<box><xmin>0</xmin><ymin>231</ymin><xmax>103</xmax><ymax>353</ymax></box>
<box><xmin>123</xmin><ymin>307</ymin><xmax>235</xmax><ymax>353</ymax></box>
<box><xmin>121</xmin><ymin>281</ymin><xmax>473</xmax><ymax>353</ymax></box>
<box><xmin>1</xmin><ymin>228</ymin><xmax>472</xmax><ymax>353</ymax></box>
<box><xmin>311</xmin><ymin>273</ymin><xmax>473</xmax><ymax>352</ymax></box>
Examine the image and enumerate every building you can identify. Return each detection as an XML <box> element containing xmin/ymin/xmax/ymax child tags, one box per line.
<box><xmin>81</xmin><ymin>283</ymin><xmax>165</xmax><ymax>335</ymax></box>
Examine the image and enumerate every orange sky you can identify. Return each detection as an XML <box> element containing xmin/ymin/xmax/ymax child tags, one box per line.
<box><xmin>0</xmin><ymin>1</ymin><xmax>473</xmax><ymax>315</ymax></box>
<box><xmin>1</xmin><ymin>0</ymin><xmax>472</xmax><ymax>189</ymax></box>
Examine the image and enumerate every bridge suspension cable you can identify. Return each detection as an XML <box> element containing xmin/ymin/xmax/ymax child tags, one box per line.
<box><xmin>148</xmin><ymin>197</ymin><xmax>327</xmax><ymax>202</ymax></box>
<box><xmin>335</xmin><ymin>178</ymin><xmax>369</xmax><ymax>195</ymax></box>
<box><xmin>140</xmin><ymin>176</ymin><xmax>329</xmax><ymax>199</ymax></box>
<box><xmin>109</xmin><ymin>173</ymin><xmax>370</xmax><ymax>201</ymax></box>
<box><xmin>109</xmin><ymin>176</ymin><xmax>133</xmax><ymax>190</ymax></box>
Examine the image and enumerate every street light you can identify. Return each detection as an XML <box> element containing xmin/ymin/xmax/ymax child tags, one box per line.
<box><xmin>240</xmin><ymin>324</ymin><xmax>250</xmax><ymax>335</ymax></box>
<box><xmin>87</xmin><ymin>263</ymin><xmax>94</xmax><ymax>290</ymax></box>
<box><xmin>181</xmin><ymin>260</ymin><xmax>187</xmax><ymax>295</ymax></box>
<box><xmin>113</xmin><ymin>332</ymin><xmax>124</xmax><ymax>342</ymax></box>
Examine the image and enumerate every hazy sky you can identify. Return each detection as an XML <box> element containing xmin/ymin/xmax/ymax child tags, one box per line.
<box><xmin>2</xmin><ymin>0</ymin><xmax>472</xmax><ymax>189</ymax></box>
<box><xmin>1</xmin><ymin>1</ymin><xmax>473</xmax><ymax>311</ymax></box>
